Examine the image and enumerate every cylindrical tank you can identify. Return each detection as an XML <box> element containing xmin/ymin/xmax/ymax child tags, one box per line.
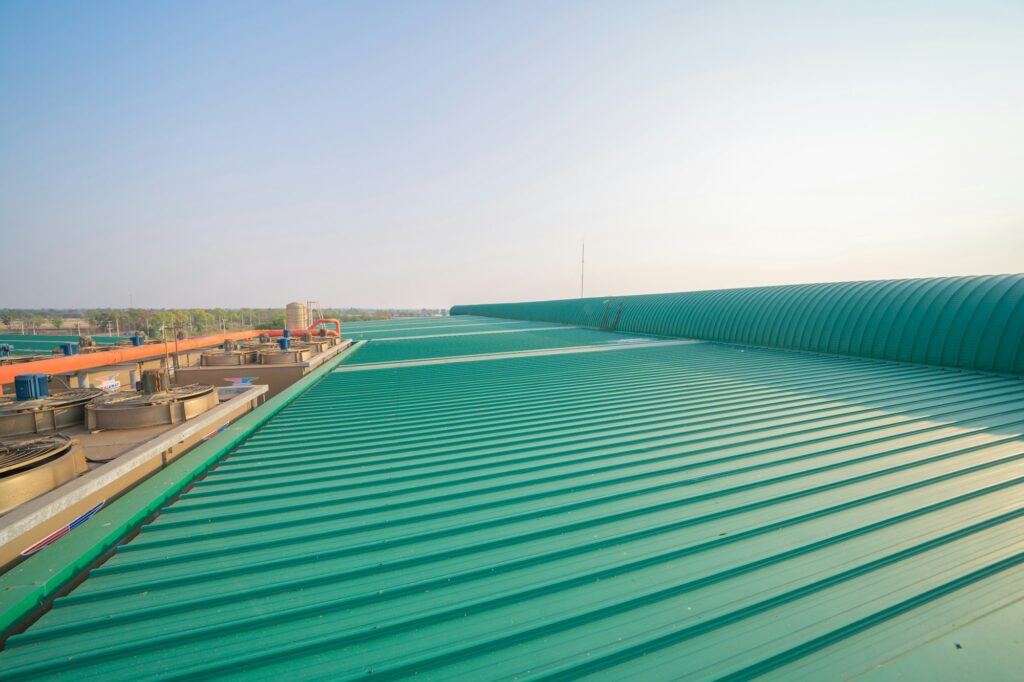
<box><xmin>140</xmin><ymin>369</ymin><xmax>164</xmax><ymax>394</ymax></box>
<box><xmin>286</xmin><ymin>302</ymin><xmax>309</xmax><ymax>330</ymax></box>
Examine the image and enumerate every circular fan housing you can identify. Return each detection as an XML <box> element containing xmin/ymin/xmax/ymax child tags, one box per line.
<box><xmin>0</xmin><ymin>388</ymin><xmax>104</xmax><ymax>437</ymax></box>
<box><xmin>0</xmin><ymin>433</ymin><xmax>87</xmax><ymax>514</ymax></box>
<box><xmin>200</xmin><ymin>349</ymin><xmax>258</xmax><ymax>366</ymax></box>
<box><xmin>85</xmin><ymin>384</ymin><xmax>218</xmax><ymax>430</ymax></box>
<box><xmin>258</xmin><ymin>347</ymin><xmax>313</xmax><ymax>365</ymax></box>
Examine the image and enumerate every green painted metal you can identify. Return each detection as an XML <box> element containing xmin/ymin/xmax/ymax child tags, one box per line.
<box><xmin>341</xmin><ymin>315</ymin><xmax>489</xmax><ymax>333</ymax></box>
<box><xmin>344</xmin><ymin>325</ymin><xmax>654</xmax><ymax>365</ymax></box>
<box><xmin>3</xmin><ymin>338</ymin><xmax>1024</xmax><ymax>679</ymax></box>
<box><xmin>345</xmin><ymin>320</ymin><xmax>564</xmax><ymax>341</ymax></box>
<box><xmin>451</xmin><ymin>275</ymin><xmax>1024</xmax><ymax>375</ymax></box>
<box><xmin>0</xmin><ymin>341</ymin><xmax>363</xmax><ymax>640</ymax></box>
<box><xmin>0</xmin><ymin>334</ymin><xmax>126</xmax><ymax>355</ymax></box>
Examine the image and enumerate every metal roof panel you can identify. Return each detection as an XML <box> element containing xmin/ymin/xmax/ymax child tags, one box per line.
<box><xmin>4</xmin><ymin>337</ymin><xmax>1024</xmax><ymax>680</ymax></box>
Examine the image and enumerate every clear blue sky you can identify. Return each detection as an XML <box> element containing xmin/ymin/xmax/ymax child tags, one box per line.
<box><xmin>2</xmin><ymin>1</ymin><xmax>1021</xmax><ymax>309</ymax></box>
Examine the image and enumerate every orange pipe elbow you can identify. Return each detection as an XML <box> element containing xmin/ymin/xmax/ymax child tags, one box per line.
<box><xmin>262</xmin><ymin>319</ymin><xmax>341</xmax><ymax>338</ymax></box>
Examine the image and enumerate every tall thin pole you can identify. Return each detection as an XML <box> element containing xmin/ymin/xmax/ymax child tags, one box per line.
<box><xmin>580</xmin><ymin>241</ymin><xmax>585</xmax><ymax>298</ymax></box>
<box><xmin>162</xmin><ymin>326</ymin><xmax>171</xmax><ymax>374</ymax></box>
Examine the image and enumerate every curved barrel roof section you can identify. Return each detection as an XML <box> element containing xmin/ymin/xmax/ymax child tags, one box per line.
<box><xmin>451</xmin><ymin>275</ymin><xmax>1024</xmax><ymax>375</ymax></box>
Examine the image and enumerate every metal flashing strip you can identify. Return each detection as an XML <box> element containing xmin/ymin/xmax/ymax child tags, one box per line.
<box><xmin>341</xmin><ymin>325</ymin><xmax>670</xmax><ymax>366</ymax></box>
<box><xmin>368</xmin><ymin>326</ymin><xmax>578</xmax><ymax>342</ymax></box>
<box><xmin>334</xmin><ymin>339</ymin><xmax>699</xmax><ymax>371</ymax></box>
<box><xmin>0</xmin><ymin>341</ymin><xmax>364</xmax><ymax>639</ymax></box>
<box><xmin>343</xmin><ymin>320</ymin><xmax>526</xmax><ymax>334</ymax></box>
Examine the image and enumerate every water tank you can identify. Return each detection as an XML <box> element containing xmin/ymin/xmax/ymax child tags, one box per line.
<box><xmin>286</xmin><ymin>301</ymin><xmax>309</xmax><ymax>330</ymax></box>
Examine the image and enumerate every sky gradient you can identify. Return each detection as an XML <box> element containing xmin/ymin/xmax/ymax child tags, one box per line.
<box><xmin>1</xmin><ymin>0</ymin><xmax>1022</xmax><ymax>309</ymax></box>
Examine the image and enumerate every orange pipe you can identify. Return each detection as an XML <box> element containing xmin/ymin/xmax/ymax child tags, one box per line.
<box><xmin>264</xmin><ymin>319</ymin><xmax>341</xmax><ymax>337</ymax></box>
<box><xmin>0</xmin><ymin>331</ymin><xmax>259</xmax><ymax>386</ymax></box>
<box><xmin>1</xmin><ymin>321</ymin><xmax>343</xmax><ymax>386</ymax></box>
<box><xmin>310</xmin><ymin>319</ymin><xmax>342</xmax><ymax>336</ymax></box>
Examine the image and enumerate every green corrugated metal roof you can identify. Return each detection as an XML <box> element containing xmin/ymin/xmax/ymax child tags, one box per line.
<box><xmin>3</xmin><ymin>333</ymin><xmax>1024</xmax><ymax>679</ymax></box>
<box><xmin>3</xmin><ymin>278</ymin><xmax>1023</xmax><ymax>679</ymax></box>
<box><xmin>0</xmin><ymin>333</ymin><xmax>126</xmax><ymax>355</ymax></box>
<box><xmin>345</xmin><ymin>319</ymin><xmax>569</xmax><ymax>341</ymax></box>
<box><xmin>451</xmin><ymin>275</ymin><xmax>1024</xmax><ymax>375</ymax></box>
<box><xmin>343</xmin><ymin>325</ymin><xmax>656</xmax><ymax>365</ymax></box>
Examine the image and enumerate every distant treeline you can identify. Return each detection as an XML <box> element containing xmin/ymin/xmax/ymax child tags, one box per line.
<box><xmin>0</xmin><ymin>307</ymin><xmax>448</xmax><ymax>337</ymax></box>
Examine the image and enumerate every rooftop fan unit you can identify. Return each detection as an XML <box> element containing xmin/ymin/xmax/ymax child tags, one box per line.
<box><xmin>240</xmin><ymin>339</ymin><xmax>280</xmax><ymax>351</ymax></box>
<box><xmin>200</xmin><ymin>340</ymin><xmax>258</xmax><ymax>366</ymax></box>
<box><xmin>300</xmin><ymin>338</ymin><xmax>331</xmax><ymax>354</ymax></box>
<box><xmin>84</xmin><ymin>371</ymin><xmax>217</xmax><ymax>430</ymax></box>
<box><xmin>258</xmin><ymin>343</ymin><xmax>313</xmax><ymax>365</ymax></box>
<box><xmin>0</xmin><ymin>434</ymin><xmax>87</xmax><ymax>514</ymax></box>
<box><xmin>0</xmin><ymin>388</ymin><xmax>104</xmax><ymax>437</ymax></box>
<box><xmin>200</xmin><ymin>349</ymin><xmax>258</xmax><ymax>366</ymax></box>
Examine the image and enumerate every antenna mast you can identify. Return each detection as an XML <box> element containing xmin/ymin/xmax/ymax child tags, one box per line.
<box><xmin>580</xmin><ymin>241</ymin><xmax>585</xmax><ymax>298</ymax></box>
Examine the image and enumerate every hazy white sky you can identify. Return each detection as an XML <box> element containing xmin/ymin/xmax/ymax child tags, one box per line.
<box><xmin>1</xmin><ymin>1</ymin><xmax>1021</xmax><ymax>309</ymax></box>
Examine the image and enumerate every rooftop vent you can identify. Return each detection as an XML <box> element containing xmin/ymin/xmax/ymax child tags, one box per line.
<box><xmin>258</xmin><ymin>346</ymin><xmax>313</xmax><ymax>365</ymax></box>
<box><xmin>0</xmin><ymin>434</ymin><xmax>87</xmax><ymax>514</ymax></box>
<box><xmin>0</xmin><ymin>388</ymin><xmax>104</xmax><ymax>437</ymax></box>
<box><xmin>199</xmin><ymin>342</ymin><xmax>258</xmax><ymax>366</ymax></box>
<box><xmin>85</xmin><ymin>371</ymin><xmax>217</xmax><ymax>430</ymax></box>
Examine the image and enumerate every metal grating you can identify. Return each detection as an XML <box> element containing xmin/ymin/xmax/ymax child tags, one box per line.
<box><xmin>0</xmin><ymin>434</ymin><xmax>74</xmax><ymax>476</ymax></box>
<box><xmin>0</xmin><ymin>389</ymin><xmax>103</xmax><ymax>412</ymax></box>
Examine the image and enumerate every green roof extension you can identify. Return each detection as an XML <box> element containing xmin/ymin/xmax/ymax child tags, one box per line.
<box><xmin>451</xmin><ymin>275</ymin><xmax>1024</xmax><ymax>375</ymax></box>
<box><xmin>0</xmin><ymin>333</ymin><xmax>130</xmax><ymax>355</ymax></box>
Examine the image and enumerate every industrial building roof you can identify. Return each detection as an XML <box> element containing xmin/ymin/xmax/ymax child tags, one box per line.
<box><xmin>2</xmin><ymin>276</ymin><xmax>1024</xmax><ymax>680</ymax></box>
<box><xmin>452</xmin><ymin>275</ymin><xmax>1024</xmax><ymax>375</ymax></box>
<box><xmin>343</xmin><ymin>317</ymin><xmax>559</xmax><ymax>340</ymax></box>
<box><xmin>0</xmin><ymin>333</ymin><xmax>126</xmax><ymax>355</ymax></box>
<box><xmin>344</xmin><ymin>322</ymin><xmax>657</xmax><ymax>365</ymax></box>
